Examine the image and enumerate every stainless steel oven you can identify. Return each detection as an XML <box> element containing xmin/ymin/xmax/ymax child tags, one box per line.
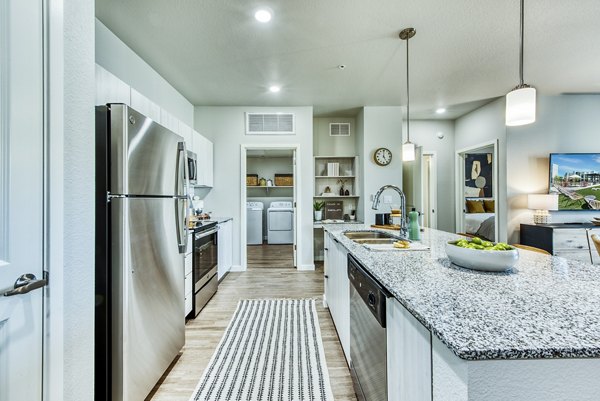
<box><xmin>348</xmin><ymin>254</ymin><xmax>390</xmax><ymax>401</ymax></box>
<box><xmin>192</xmin><ymin>222</ymin><xmax>219</xmax><ymax>316</ymax></box>
<box><xmin>187</xmin><ymin>150</ymin><xmax>197</xmax><ymax>185</ymax></box>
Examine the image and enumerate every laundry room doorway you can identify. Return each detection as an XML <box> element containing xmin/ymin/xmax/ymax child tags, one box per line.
<box><xmin>241</xmin><ymin>146</ymin><xmax>298</xmax><ymax>269</ymax></box>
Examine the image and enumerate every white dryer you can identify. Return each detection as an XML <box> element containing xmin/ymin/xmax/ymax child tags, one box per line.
<box><xmin>267</xmin><ymin>201</ymin><xmax>294</xmax><ymax>244</ymax></box>
<box><xmin>246</xmin><ymin>202</ymin><xmax>264</xmax><ymax>245</ymax></box>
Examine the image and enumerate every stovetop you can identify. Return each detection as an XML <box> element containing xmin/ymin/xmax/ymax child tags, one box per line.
<box><xmin>189</xmin><ymin>220</ymin><xmax>218</xmax><ymax>231</ymax></box>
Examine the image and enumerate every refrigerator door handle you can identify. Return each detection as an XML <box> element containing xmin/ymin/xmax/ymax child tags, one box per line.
<box><xmin>175</xmin><ymin>141</ymin><xmax>189</xmax><ymax>253</ymax></box>
<box><xmin>176</xmin><ymin>198</ymin><xmax>189</xmax><ymax>254</ymax></box>
<box><xmin>176</xmin><ymin>141</ymin><xmax>187</xmax><ymax>197</ymax></box>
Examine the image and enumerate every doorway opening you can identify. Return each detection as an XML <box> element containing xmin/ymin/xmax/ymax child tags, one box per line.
<box><xmin>455</xmin><ymin>140</ymin><xmax>499</xmax><ymax>242</ymax></box>
<box><xmin>242</xmin><ymin>147</ymin><xmax>298</xmax><ymax>269</ymax></box>
<box><xmin>402</xmin><ymin>148</ymin><xmax>438</xmax><ymax>229</ymax></box>
<box><xmin>421</xmin><ymin>152</ymin><xmax>438</xmax><ymax>229</ymax></box>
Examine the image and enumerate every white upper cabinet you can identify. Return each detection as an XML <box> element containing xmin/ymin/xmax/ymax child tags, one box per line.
<box><xmin>178</xmin><ymin>122</ymin><xmax>193</xmax><ymax>150</ymax></box>
<box><xmin>159</xmin><ymin>109</ymin><xmax>180</xmax><ymax>136</ymax></box>
<box><xmin>95</xmin><ymin>64</ymin><xmax>130</xmax><ymax>106</ymax></box>
<box><xmin>192</xmin><ymin>130</ymin><xmax>213</xmax><ymax>187</ymax></box>
<box><xmin>130</xmin><ymin>88</ymin><xmax>160</xmax><ymax>122</ymax></box>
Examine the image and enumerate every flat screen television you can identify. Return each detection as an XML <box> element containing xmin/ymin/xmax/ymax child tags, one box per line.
<box><xmin>549</xmin><ymin>153</ymin><xmax>600</xmax><ymax>211</ymax></box>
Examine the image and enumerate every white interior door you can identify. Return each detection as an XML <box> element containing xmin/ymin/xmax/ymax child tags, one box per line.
<box><xmin>402</xmin><ymin>146</ymin><xmax>424</xmax><ymax>213</ymax></box>
<box><xmin>0</xmin><ymin>0</ymin><xmax>46</xmax><ymax>400</ymax></box>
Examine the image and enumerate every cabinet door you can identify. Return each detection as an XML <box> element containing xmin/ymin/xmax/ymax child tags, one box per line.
<box><xmin>335</xmin><ymin>239</ymin><xmax>350</xmax><ymax>361</ymax></box>
<box><xmin>192</xmin><ymin>131</ymin><xmax>205</xmax><ymax>185</ymax></box>
<box><xmin>178</xmin><ymin>122</ymin><xmax>193</xmax><ymax>151</ymax></box>
<box><xmin>324</xmin><ymin>232</ymin><xmax>331</xmax><ymax>307</ymax></box>
<box><xmin>159</xmin><ymin>109</ymin><xmax>179</xmax><ymax>134</ymax></box>
<box><xmin>95</xmin><ymin>64</ymin><xmax>130</xmax><ymax>106</ymax></box>
<box><xmin>206</xmin><ymin>139</ymin><xmax>214</xmax><ymax>187</ymax></box>
<box><xmin>130</xmin><ymin>88</ymin><xmax>160</xmax><ymax>121</ymax></box>
<box><xmin>387</xmin><ymin>298</ymin><xmax>432</xmax><ymax>401</ymax></box>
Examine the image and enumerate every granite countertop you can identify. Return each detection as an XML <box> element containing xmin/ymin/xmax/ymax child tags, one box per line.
<box><xmin>323</xmin><ymin>223</ymin><xmax>600</xmax><ymax>361</ymax></box>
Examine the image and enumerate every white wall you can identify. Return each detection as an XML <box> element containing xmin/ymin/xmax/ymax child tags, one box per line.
<box><xmin>313</xmin><ymin>117</ymin><xmax>357</xmax><ymax>156</ymax></box>
<box><xmin>406</xmin><ymin>120</ymin><xmax>456</xmax><ymax>232</ymax></box>
<box><xmin>506</xmin><ymin>94</ymin><xmax>600</xmax><ymax>243</ymax></box>
<box><xmin>356</xmin><ymin>107</ymin><xmax>404</xmax><ymax>225</ymax></box>
<box><xmin>455</xmin><ymin>99</ymin><xmax>508</xmax><ymax>241</ymax></box>
<box><xmin>95</xmin><ymin>19</ymin><xmax>194</xmax><ymax>126</ymax></box>
<box><xmin>63</xmin><ymin>0</ymin><xmax>95</xmax><ymax>398</ymax></box>
<box><xmin>194</xmin><ymin>106</ymin><xmax>314</xmax><ymax>269</ymax></box>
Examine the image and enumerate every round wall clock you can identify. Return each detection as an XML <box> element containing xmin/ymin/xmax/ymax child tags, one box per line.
<box><xmin>374</xmin><ymin>147</ymin><xmax>392</xmax><ymax>166</ymax></box>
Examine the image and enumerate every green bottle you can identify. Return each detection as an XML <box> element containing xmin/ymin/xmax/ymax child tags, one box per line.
<box><xmin>408</xmin><ymin>207</ymin><xmax>420</xmax><ymax>241</ymax></box>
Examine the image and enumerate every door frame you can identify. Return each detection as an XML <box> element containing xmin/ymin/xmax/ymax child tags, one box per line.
<box><xmin>45</xmin><ymin>0</ymin><xmax>66</xmax><ymax>399</ymax></box>
<box><xmin>240</xmin><ymin>144</ymin><xmax>301</xmax><ymax>270</ymax></box>
<box><xmin>422</xmin><ymin>151</ymin><xmax>438</xmax><ymax>229</ymax></box>
<box><xmin>455</xmin><ymin>139</ymin><xmax>499</xmax><ymax>241</ymax></box>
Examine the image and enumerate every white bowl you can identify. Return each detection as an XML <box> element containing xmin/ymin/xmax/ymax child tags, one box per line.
<box><xmin>445</xmin><ymin>241</ymin><xmax>519</xmax><ymax>272</ymax></box>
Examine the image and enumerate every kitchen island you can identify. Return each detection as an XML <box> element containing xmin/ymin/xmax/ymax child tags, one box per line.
<box><xmin>322</xmin><ymin>223</ymin><xmax>600</xmax><ymax>401</ymax></box>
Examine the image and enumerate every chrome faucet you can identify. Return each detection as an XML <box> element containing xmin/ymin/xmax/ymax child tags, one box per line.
<box><xmin>372</xmin><ymin>185</ymin><xmax>408</xmax><ymax>237</ymax></box>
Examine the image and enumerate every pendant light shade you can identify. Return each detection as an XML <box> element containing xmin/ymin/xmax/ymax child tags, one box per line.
<box><xmin>402</xmin><ymin>142</ymin><xmax>416</xmax><ymax>162</ymax></box>
<box><xmin>506</xmin><ymin>0</ymin><xmax>536</xmax><ymax>127</ymax></box>
<box><xmin>506</xmin><ymin>85</ymin><xmax>536</xmax><ymax>126</ymax></box>
<box><xmin>400</xmin><ymin>27</ymin><xmax>417</xmax><ymax>162</ymax></box>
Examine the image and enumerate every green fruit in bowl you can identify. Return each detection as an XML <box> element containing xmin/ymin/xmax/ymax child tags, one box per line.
<box><xmin>450</xmin><ymin>238</ymin><xmax>514</xmax><ymax>251</ymax></box>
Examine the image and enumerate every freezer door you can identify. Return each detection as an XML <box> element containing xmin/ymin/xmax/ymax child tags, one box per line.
<box><xmin>111</xmin><ymin>198</ymin><xmax>185</xmax><ymax>401</ymax></box>
<box><xmin>109</xmin><ymin>104</ymin><xmax>187</xmax><ymax>197</ymax></box>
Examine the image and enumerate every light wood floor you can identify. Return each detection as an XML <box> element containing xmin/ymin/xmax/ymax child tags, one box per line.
<box><xmin>247</xmin><ymin>244</ymin><xmax>295</xmax><ymax>268</ymax></box>
<box><xmin>147</xmin><ymin>266</ymin><xmax>357</xmax><ymax>401</ymax></box>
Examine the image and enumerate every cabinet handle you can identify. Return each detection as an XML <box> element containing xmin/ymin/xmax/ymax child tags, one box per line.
<box><xmin>324</xmin><ymin>275</ymin><xmax>329</xmax><ymax>279</ymax></box>
<box><xmin>333</xmin><ymin>238</ymin><xmax>340</xmax><ymax>244</ymax></box>
<box><xmin>324</xmin><ymin>248</ymin><xmax>329</xmax><ymax>251</ymax></box>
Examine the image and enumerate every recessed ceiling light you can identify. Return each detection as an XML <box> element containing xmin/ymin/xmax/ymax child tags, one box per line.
<box><xmin>254</xmin><ymin>9</ymin><xmax>272</xmax><ymax>23</ymax></box>
<box><xmin>269</xmin><ymin>85</ymin><xmax>281</xmax><ymax>93</ymax></box>
<box><xmin>435</xmin><ymin>108</ymin><xmax>446</xmax><ymax>114</ymax></box>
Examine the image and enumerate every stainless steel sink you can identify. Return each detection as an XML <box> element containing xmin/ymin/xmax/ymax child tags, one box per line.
<box><xmin>343</xmin><ymin>231</ymin><xmax>399</xmax><ymax>240</ymax></box>
<box><xmin>352</xmin><ymin>238</ymin><xmax>398</xmax><ymax>245</ymax></box>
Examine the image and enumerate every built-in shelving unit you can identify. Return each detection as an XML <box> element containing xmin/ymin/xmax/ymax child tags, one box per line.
<box><xmin>313</xmin><ymin>156</ymin><xmax>360</xmax><ymax>221</ymax></box>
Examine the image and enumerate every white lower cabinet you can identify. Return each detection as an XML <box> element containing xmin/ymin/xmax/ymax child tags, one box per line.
<box><xmin>217</xmin><ymin>219</ymin><xmax>233</xmax><ymax>280</ymax></box>
<box><xmin>387</xmin><ymin>298</ymin><xmax>432</xmax><ymax>401</ymax></box>
<box><xmin>324</xmin><ymin>232</ymin><xmax>350</xmax><ymax>362</ymax></box>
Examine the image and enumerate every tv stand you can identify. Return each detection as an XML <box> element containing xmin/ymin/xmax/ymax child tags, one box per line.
<box><xmin>520</xmin><ymin>223</ymin><xmax>599</xmax><ymax>264</ymax></box>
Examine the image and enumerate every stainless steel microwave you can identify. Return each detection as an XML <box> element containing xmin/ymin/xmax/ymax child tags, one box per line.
<box><xmin>187</xmin><ymin>150</ymin><xmax>197</xmax><ymax>185</ymax></box>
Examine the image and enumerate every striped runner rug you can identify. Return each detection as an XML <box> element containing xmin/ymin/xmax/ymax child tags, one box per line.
<box><xmin>189</xmin><ymin>299</ymin><xmax>335</xmax><ymax>401</ymax></box>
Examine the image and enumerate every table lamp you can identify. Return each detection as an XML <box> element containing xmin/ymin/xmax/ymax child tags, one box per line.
<box><xmin>528</xmin><ymin>194</ymin><xmax>558</xmax><ymax>224</ymax></box>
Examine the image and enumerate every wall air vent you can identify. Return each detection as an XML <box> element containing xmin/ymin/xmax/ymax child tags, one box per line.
<box><xmin>329</xmin><ymin>123</ymin><xmax>351</xmax><ymax>137</ymax></box>
<box><xmin>246</xmin><ymin>113</ymin><xmax>295</xmax><ymax>135</ymax></box>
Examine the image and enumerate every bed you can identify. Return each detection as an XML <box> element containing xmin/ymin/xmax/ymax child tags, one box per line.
<box><xmin>464</xmin><ymin>212</ymin><xmax>495</xmax><ymax>241</ymax></box>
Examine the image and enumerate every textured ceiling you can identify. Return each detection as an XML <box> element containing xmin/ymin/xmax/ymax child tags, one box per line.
<box><xmin>96</xmin><ymin>0</ymin><xmax>600</xmax><ymax>118</ymax></box>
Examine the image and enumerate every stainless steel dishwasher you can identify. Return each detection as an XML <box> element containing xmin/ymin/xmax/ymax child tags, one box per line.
<box><xmin>348</xmin><ymin>254</ymin><xmax>391</xmax><ymax>401</ymax></box>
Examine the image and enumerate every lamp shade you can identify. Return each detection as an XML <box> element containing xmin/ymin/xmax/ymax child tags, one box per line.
<box><xmin>528</xmin><ymin>194</ymin><xmax>558</xmax><ymax>211</ymax></box>
<box><xmin>506</xmin><ymin>86</ymin><xmax>536</xmax><ymax>126</ymax></box>
<box><xmin>402</xmin><ymin>142</ymin><xmax>415</xmax><ymax>162</ymax></box>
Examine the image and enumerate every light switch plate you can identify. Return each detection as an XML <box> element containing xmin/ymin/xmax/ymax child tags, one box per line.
<box><xmin>384</xmin><ymin>195</ymin><xmax>393</xmax><ymax>204</ymax></box>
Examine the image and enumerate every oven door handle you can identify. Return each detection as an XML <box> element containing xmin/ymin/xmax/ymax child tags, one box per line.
<box><xmin>195</xmin><ymin>226</ymin><xmax>219</xmax><ymax>240</ymax></box>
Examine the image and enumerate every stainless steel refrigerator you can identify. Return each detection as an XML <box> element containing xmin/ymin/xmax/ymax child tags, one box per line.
<box><xmin>95</xmin><ymin>104</ymin><xmax>188</xmax><ymax>401</ymax></box>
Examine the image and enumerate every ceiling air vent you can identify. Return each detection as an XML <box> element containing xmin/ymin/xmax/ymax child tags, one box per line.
<box><xmin>246</xmin><ymin>113</ymin><xmax>295</xmax><ymax>135</ymax></box>
<box><xmin>329</xmin><ymin>123</ymin><xmax>351</xmax><ymax>137</ymax></box>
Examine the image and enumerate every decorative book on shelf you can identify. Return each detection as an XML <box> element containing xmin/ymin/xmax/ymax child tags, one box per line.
<box><xmin>324</xmin><ymin>201</ymin><xmax>343</xmax><ymax>220</ymax></box>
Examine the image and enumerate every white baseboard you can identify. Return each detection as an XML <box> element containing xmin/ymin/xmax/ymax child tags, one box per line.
<box><xmin>297</xmin><ymin>263</ymin><xmax>315</xmax><ymax>271</ymax></box>
<box><xmin>230</xmin><ymin>264</ymin><xmax>245</xmax><ymax>272</ymax></box>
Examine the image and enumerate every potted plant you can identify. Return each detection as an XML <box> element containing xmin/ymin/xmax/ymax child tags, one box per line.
<box><xmin>314</xmin><ymin>200</ymin><xmax>325</xmax><ymax>221</ymax></box>
<box><xmin>337</xmin><ymin>179</ymin><xmax>347</xmax><ymax>196</ymax></box>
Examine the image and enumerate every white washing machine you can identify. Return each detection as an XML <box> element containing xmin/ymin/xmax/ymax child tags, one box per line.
<box><xmin>267</xmin><ymin>201</ymin><xmax>294</xmax><ymax>244</ymax></box>
<box><xmin>246</xmin><ymin>202</ymin><xmax>264</xmax><ymax>245</ymax></box>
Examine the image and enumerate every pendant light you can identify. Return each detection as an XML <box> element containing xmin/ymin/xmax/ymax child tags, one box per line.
<box><xmin>400</xmin><ymin>28</ymin><xmax>416</xmax><ymax>162</ymax></box>
<box><xmin>505</xmin><ymin>0</ymin><xmax>536</xmax><ymax>126</ymax></box>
